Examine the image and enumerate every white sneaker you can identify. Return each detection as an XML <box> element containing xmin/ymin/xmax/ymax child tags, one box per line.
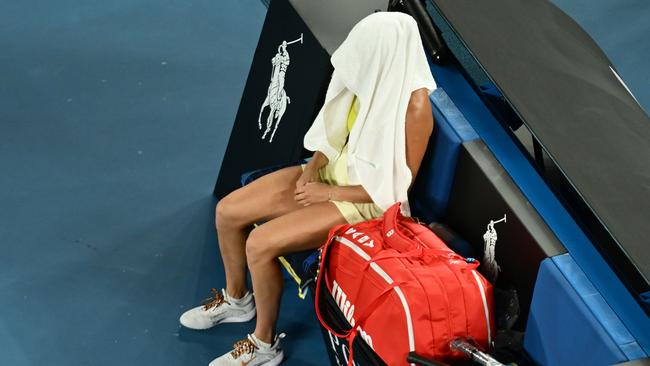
<box><xmin>180</xmin><ymin>288</ymin><xmax>256</xmax><ymax>330</ymax></box>
<box><xmin>209</xmin><ymin>333</ymin><xmax>286</xmax><ymax>366</ymax></box>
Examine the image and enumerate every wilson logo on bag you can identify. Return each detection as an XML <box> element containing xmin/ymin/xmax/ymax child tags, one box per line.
<box><xmin>315</xmin><ymin>203</ymin><xmax>495</xmax><ymax>365</ymax></box>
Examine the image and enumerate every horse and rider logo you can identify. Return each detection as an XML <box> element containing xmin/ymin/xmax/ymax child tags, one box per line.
<box><xmin>482</xmin><ymin>214</ymin><xmax>506</xmax><ymax>284</ymax></box>
<box><xmin>258</xmin><ymin>33</ymin><xmax>303</xmax><ymax>143</ymax></box>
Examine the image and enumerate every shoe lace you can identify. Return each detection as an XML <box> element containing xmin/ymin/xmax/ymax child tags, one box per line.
<box><xmin>202</xmin><ymin>288</ymin><xmax>229</xmax><ymax>311</ymax></box>
<box><xmin>230</xmin><ymin>335</ymin><xmax>258</xmax><ymax>359</ymax></box>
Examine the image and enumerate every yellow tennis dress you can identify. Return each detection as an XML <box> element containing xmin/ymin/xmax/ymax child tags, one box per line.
<box><xmin>305</xmin><ymin>96</ymin><xmax>385</xmax><ymax>224</ymax></box>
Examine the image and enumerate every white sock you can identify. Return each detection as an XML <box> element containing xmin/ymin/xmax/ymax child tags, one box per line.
<box><xmin>251</xmin><ymin>334</ymin><xmax>273</xmax><ymax>350</ymax></box>
<box><xmin>226</xmin><ymin>291</ymin><xmax>249</xmax><ymax>306</ymax></box>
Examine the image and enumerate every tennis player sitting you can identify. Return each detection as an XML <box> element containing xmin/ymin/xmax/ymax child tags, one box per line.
<box><xmin>179</xmin><ymin>12</ymin><xmax>436</xmax><ymax>366</ymax></box>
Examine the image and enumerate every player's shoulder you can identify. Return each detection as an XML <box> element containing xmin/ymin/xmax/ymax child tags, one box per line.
<box><xmin>407</xmin><ymin>88</ymin><xmax>432</xmax><ymax>117</ymax></box>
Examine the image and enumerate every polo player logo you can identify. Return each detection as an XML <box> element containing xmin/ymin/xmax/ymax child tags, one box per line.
<box><xmin>258</xmin><ymin>33</ymin><xmax>303</xmax><ymax>143</ymax></box>
<box><xmin>482</xmin><ymin>214</ymin><xmax>506</xmax><ymax>284</ymax></box>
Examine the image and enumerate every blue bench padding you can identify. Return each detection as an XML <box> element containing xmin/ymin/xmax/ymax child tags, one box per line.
<box><xmin>409</xmin><ymin>88</ymin><xmax>478</xmax><ymax>222</ymax></box>
<box><xmin>524</xmin><ymin>255</ymin><xmax>646</xmax><ymax>365</ymax></box>
<box><xmin>552</xmin><ymin>254</ymin><xmax>646</xmax><ymax>360</ymax></box>
<box><xmin>427</xmin><ymin>61</ymin><xmax>650</xmax><ymax>353</ymax></box>
<box><xmin>240</xmin><ymin>159</ymin><xmax>307</xmax><ymax>186</ymax></box>
<box><xmin>431</xmin><ymin>88</ymin><xmax>479</xmax><ymax>142</ymax></box>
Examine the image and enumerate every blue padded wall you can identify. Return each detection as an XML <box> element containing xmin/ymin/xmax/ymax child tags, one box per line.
<box><xmin>525</xmin><ymin>255</ymin><xmax>647</xmax><ymax>365</ymax></box>
<box><xmin>409</xmin><ymin>88</ymin><xmax>478</xmax><ymax>222</ymax></box>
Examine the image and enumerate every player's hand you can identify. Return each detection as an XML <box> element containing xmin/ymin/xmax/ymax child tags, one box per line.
<box><xmin>295</xmin><ymin>182</ymin><xmax>332</xmax><ymax>206</ymax></box>
<box><xmin>295</xmin><ymin>166</ymin><xmax>320</xmax><ymax>191</ymax></box>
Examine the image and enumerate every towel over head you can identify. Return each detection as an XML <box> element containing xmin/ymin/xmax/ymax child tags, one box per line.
<box><xmin>304</xmin><ymin>12</ymin><xmax>437</xmax><ymax>215</ymax></box>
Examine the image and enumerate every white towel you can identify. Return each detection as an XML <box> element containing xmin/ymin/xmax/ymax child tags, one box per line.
<box><xmin>303</xmin><ymin>12</ymin><xmax>437</xmax><ymax>216</ymax></box>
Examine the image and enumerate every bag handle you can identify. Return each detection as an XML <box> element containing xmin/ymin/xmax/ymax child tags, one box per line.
<box><xmin>381</xmin><ymin>203</ymin><xmax>475</xmax><ymax>265</ymax></box>
<box><xmin>382</xmin><ymin>202</ymin><xmax>428</xmax><ymax>252</ymax></box>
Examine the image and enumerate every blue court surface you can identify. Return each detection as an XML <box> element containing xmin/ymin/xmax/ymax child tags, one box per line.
<box><xmin>0</xmin><ymin>0</ymin><xmax>647</xmax><ymax>365</ymax></box>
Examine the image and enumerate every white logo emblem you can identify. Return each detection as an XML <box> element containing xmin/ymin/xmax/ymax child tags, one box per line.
<box><xmin>258</xmin><ymin>33</ymin><xmax>303</xmax><ymax>143</ymax></box>
<box><xmin>345</xmin><ymin>227</ymin><xmax>375</xmax><ymax>248</ymax></box>
<box><xmin>331</xmin><ymin>280</ymin><xmax>373</xmax><ymax>348</ymax></box>
<box><xmin>482</xmin><ymin>214</ymin><xmax>506</xmax><ymax>284</ymax></box>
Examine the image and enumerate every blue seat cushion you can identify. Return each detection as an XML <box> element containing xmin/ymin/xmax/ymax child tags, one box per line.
<box><xmin>524</xmin><ymin>255</ymin><xmax>646</xmax><ymax>365</ymax></box>
<box><xmin>240</xmin><ymin>159</ymin><xmax>308</xmax><ymax>187</ymax></box>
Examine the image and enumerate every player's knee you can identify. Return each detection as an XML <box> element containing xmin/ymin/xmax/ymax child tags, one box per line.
<box><xmin>245</xmin><ymin>228</ymin><xmax>277</xmax><ymax>266</ymax></box>
<box><xmin>215</xmin><ymin>195</ymin><xmax>239</xmax><ymax>228</ymax></box>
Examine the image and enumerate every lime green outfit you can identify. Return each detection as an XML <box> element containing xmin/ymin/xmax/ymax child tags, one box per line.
<box><xmin>303</xmin><ymin>96</ymin><xmax>384</xmax><ymax>224</ymax></box>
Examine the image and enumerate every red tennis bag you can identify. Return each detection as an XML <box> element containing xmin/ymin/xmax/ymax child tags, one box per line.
<box><xmin>315</xmin><ymin>203</ymin><xmax>495</xmax><ymax>365</ymax></box>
